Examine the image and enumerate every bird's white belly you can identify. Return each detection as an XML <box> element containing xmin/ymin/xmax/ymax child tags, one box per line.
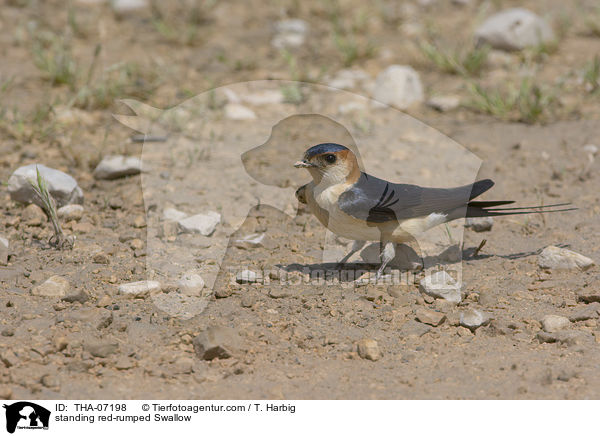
<box><xmin>327</xmin><ymin>206</ymin><xmax>384</xmax><ymax>240</ymax></box>
<box><xmin>309</xmin><ymin>183</ymin><xmax>386</xmax><ymax>241</ymax></box>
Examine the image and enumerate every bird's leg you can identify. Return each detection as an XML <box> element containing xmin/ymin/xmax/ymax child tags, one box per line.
<box><xmin>337</xmin><ymin>240</ymin><xmax>366</xmax><ymax>267</ymax></box>
<box><xmin>404</xmin><ymin>236</ymin><xmax>425</xmax><ymax>271</ymax></box>
<box><xmin>377</xmin><ymin>241</ymin><xmax>395</xmax><ymax>279</ymax></box>
<box><xmin>398</xmin><ymin>244</ymin><xmax>417</xmax><ymax>270</ymax></box>
<box><xmin>407</xmin><ymin>245</ymin><xmax>425</xmax><ymax>271</ymax></box>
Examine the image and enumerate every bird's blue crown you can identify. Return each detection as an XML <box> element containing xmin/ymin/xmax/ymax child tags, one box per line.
<box><xmin>304</xmin><ymin>143</ymin><xmax>349</xmax><ymax>160</ymax></box>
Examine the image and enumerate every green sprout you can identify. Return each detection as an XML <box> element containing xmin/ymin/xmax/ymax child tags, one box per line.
<box><xmin>28</xmin><ymin>166</ymin><xmax>73</xmax><ymax>249</ymax></box>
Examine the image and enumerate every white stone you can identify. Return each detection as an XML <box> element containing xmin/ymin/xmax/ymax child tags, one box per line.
<box><xmin>487</xmin><ymin>50</ymin><xmax>515</xmax><ymax>68</ymax></box>
<box><xmin>111</xmin><ymin>0</ymin><xmax>147</xmax><ymax>13</ymax></box>
<box><xmin>241</xmin><ymin>90</ymin><xmax>284</xmax><ymax>106</ymax></box>
<box><xmin>338</xmin><ymin>100</ymin><xmax>368</xmax><ymax>114</ymax></box>
<box><xmin>465</xmin><ymin>216</ymin><xmax>494</xmax><ymax>232</ymax></box>
<box><xmin>402</xmin><ymin>22</ymin><xmax>423</xmax><ymax>38</ymax></box>
<box><xmin>541</xmin><ymin>314</ymin><xmax>570</xmax><ymax>333</ymax></box>
<box><xmin>54</xmin><ymin>107</ymin><xmax>97</xmax><ymax>125</ymax></box>
<box><xmin>271</xmin><ymin>19</ymin><xmax>309</xmax><ymax>49</ymax></box>
<box><xmin>474</xmin><ymin>8</ymin><xmax>555</xmax><ymax>51</ymax></box>
<box><xmin>357</xmin><ymin>339</ymin><xmax>381</xmax><ymax>361</ymax></box>
<box><xmin>326</xmin><ymin>69</ymin><xmax>371</xmax><ymax>90</ymax></box>
<box><xmin>224</xmin><ymin>103</ymin><xmax>256</xmax><ymax>121</ymax></box>
<box><xmin>236</xmin><ymin>270</ymin><xmax>258</xmax><ymax>284</ymax></box>
<box><xmin>178</xmin><ymin>212</ymin><xmax>221</xmax><ymax>236</ymax></box>
<box><xmin>0</xmin><ymin>236</ymin><xmax>8</xmax><ymax>266</ymax></box>
<box><xmin>419</xmin><ymin>271</ymin><xmax>462</xmax><ymax>303</ymax></box>
<box><xmin>118</xmin><ymin>280</ymin><xmax>161</xmax><ymax>297</ymax></box>
<box><xmin>327</xmin><ymin>77</ymin><xmax>356</xmax><ymax>90</ymax></box>
<box><xmin>275</xmin><ymin>19</ymin><xmax>309</xmax><ymax>35</ymax></box>
<box><xmin>272</xmin><ymin>33</ymin><xmax>305</xmax><ymax>49</ymax></box>
<box><xmin>460</xmin><ymin>308</ymin><xmax>490</xmax><ymax>331</ymax></box>
<box><xmin>93</xmin><ymin>155</ymin><xmax>141</xmax><ymax>180</ymax></box>
<box><xmin>177</xmin><ymin>272</ymin><xmax>205</xmax><ymax>296</ymax></box>
<box><xmin>372</xmin><ymin>65</ymin><xmax>424</xmax><ymax>110</ymax></box>
<box><xmin>223</xmin><ymin>88</ymin><xmax>240</xmax><ymax>103</ymax></box>
<box><xmin>31</xmin><ymin>275</ymin><xmax>70</xmax><ymax>298</ymax></box>
<box><xmin>8</xmin><ymin>164</ymin><xmax>84</xmax><ymax>208</ymax></box>
<box><xmin>538</xmin><ymin>246</ymin><xmax>595</xmax><ymax>271</ymax></box>
<box><xmin>163</xmin><ymin>207</ymin><xmax>187</xmax><ymax>222</ymax></box>
<box><xmin>427</xmin><ymin>95</ymin><xmax>461</xmax><ymax>112</ymax></box>
<box><xmin>57</xmin><ymin>204</ymin><xmax>84</xmax><ymax>221</ymax></box>
<box><xmin>234</xmin><ymin>233</ymin><xmax>265</xmax><ymax>249</ymax></box>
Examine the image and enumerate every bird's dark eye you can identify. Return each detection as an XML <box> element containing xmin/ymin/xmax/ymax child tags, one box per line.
<box><xmin>325</xmin><ymin>154</ymin><xmax>336</xmax><ymax>164</ymax></box>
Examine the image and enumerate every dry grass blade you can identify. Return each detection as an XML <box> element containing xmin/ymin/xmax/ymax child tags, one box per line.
<box><xmin>474</xmin><ymin>239</ymin><xmax>487</xmax><ymax>256</ymax></box>
<box><xmin>466</xmin><ymin>79</ymin><xmax>556</xmax><ymax>124</ymax></box>
<box><xmin>583</xmin><ymin>55</ymin><xmax>600</xmax><ymax>93</ymax></box>
<box><xmin>420</xmin><ymin>41</ymin><xmax>489</xmax><ymax>77</ymax></box>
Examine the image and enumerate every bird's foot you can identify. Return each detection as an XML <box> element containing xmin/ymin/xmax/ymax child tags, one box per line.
<box><xmin>334</xmin><ymin>261</ymin><xmax>348</xmax><ymax>270</ymax></box>
<box><xmin>410</xmin><ymin>260</ymin><xmax>424</xmax><ymax>271</ymax></box>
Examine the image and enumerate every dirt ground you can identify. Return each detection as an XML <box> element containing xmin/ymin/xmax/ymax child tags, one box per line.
<box><xmin>0</xmin><ymin>0</ymin><xmax>599</xmax><ymax>399</ymax></box>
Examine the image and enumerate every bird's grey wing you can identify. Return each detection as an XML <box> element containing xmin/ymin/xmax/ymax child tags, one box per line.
<box><xmin>338</xmin><ymin>172</ymin><xmax>482</xmax><ymax>223</ymax></box>
<box><xmin>338</xmin><ymin>173</ymin><xmax>422</xmax><ymax>223</ymax></box>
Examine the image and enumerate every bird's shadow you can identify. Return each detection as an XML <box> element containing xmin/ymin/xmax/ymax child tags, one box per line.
<box><xmin>277</xmin><ymin>244</ymin><xmax>456</xmax><ymax>283</ymax></box>
<box><xmin>463</xmin><ymin>242</ymin><xmax>571</xmax><ymax>261</ymax></box>
<box><xmin>278</xmin><ymin>262</ymin><xmax>383</xmax><ymax>283</ymax></box>
<box><xmin>277</xmin><ymin>243</ymin><xmax>571</xmax><ymax>281</ymax></box>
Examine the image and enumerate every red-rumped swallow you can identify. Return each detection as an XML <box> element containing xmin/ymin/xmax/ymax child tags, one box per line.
<box><xmin>294</xmin><ymin>143</ymin><xmax>575</xmax><ymax>277</ymax></box>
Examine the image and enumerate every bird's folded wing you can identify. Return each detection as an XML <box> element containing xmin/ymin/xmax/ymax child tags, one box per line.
<box><xmin>338</xmin><ymin>172</ymin><xmax>481</xmax><ymax>223</ymax></box>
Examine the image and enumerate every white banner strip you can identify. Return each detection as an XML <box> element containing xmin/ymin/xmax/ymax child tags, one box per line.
<box><xmin>0</xmin><ymin>400</ymin><xmax>595</xmax><ymax>435</ymax></box>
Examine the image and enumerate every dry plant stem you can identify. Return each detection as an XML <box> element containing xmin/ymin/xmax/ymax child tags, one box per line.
<box><xmin>28</xmin><ymin>166</ymin><xmax>73</xmax><ymax>249</ymax></box>
<box><xmin>474</xmin><ymin>239</ymin><xmax>487</xmax><ymax>256</ymax></box>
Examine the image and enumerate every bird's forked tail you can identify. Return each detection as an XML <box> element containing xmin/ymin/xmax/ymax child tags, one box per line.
<box><xmin>466</xmin><ymin>179</ymin><xmax>576</xmax><ymax>217</ymax></box>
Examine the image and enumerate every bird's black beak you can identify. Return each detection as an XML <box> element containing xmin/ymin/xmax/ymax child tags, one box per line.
<box><xmin>294</xmin><ymin>160</ymin><xmax>315</xmax><ymax>168</ymax></box>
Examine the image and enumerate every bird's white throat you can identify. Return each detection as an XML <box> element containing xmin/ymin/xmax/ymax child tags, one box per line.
<box><xmin>316</xmin><ymin>163</ymin><xmax>350</xmax><ymax>186</ymax></box>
